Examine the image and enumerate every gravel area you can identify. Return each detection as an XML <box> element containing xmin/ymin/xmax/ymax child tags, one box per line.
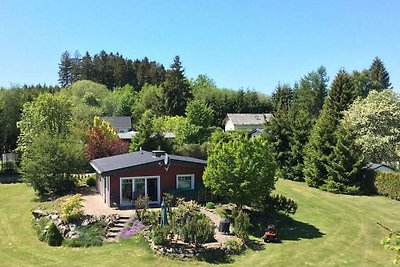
<box><xmin>201</xmin><ymin>208</ymin><xmax>235</xmax><ymax>247</ymax></box>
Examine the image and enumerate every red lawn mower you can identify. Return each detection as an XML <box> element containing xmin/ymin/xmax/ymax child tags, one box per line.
<box><xmin>262</xmin><ymin>223</ymin><xmax>278</xmax><ymax>242</ymax></box>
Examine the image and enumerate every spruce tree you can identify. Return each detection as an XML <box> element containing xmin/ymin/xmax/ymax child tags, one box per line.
<box><xmin>304</xmin><ymin>70</ymin><xmax>358</xmax><ymax>188</ymax></box>
<box><xmin>286</xmin><ymin>109</ymin><xmax>314</xmax><ymax>181</ymax></box>
<box><xmin>58</xmin><ymin>51</ymin><xmax>72</xmax><ymax>87</ymax></box>
<box><xmin>271</xmin><ymin>83</ymin><xmax>293</xmax><ymax>112</ymax></box>
<box><xmin>162</xmin><ymin>56</ymin><xmax>192</xmax><ymax>116</ymax></box>
<box><xmin>369</xmin><ymin>57</ymin><xmax>391</xmax><ymax>91</ymax></box>
<box><xmin>325</xmin><ymin>125</ymin><xmax>364</xmax><ymax>195</ymax></box>
<box><xmin>80</xmin><ymin>52</ymin><xmax>93</xmax><ymax>81</ymax></box>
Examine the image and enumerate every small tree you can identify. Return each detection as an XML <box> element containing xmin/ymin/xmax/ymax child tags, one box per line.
<box><xmin>85</xmin><ymin>116</ymin><xmax>128</xmax><ymax>160</ymax></box>
<box><xmin>203</xmin><ymin>135</ymin><xmax>276</xmax><ymax>208</ymax></box>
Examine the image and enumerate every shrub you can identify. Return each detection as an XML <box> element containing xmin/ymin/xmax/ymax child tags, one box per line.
<box><xmin>61</xmin><ymin>194</ymin><xmax>84</xmax><ymax>222</ymax></box>
<box><xmin>163</xmin><ymin>193</ymin><xmax>176</xmax><ymax>208</ymax></box>
<box><xmin>142</xmin><ymin>210</ymin><xmax>160</xmax><ymax>226</ymax></box>
<box><xmin>135</xmin><ymin>195</ymin><xmax>150</xmax><ymax>221</ymax></box>
<box><xmin>233</xmin><ymin>209</ymin><xmax>251</xmax><ymax>240</ymax></box>
<box><xmin>63</xmin><ymin>223</ymin><xmax>106</xmax><ymax>247</ymax></box>
<box><xmin>205</xmin><ymin>202</ymin><xmax>215</xmax><ymax>209</ymax></box>
<box><xmin>225</xmin><ymin>237</ymin><xmax>246</xmax><ymax>254</ymax></box>
<box><xmin>33</xmin><ymin>217</ymin><xmax>51</xmax><ymax>242</ymax></box>
<box><xmin>179</xmin><ymin>214</ymin><xmax>215</xmax><ymax>246</ymax></box>
<box><xmin>86</xmin><ymin>176</ymin><xmax>96</xmax><ymax>187</ymax></box>
<box><xmin>374</xmin><ymin>172</ymin><xmax>400</xmax><ymax>201</ymax></box>
<box><xmin>46</xmin><ymin>223</ymin><xmax>63</xmax><ymax>246</ymax></box>
<box><xmin>151</xmin><ymin>225</ymin><xmax>171</xmax><ymax>245</ymax></box>
<box><xmin>171</xmin><ymin>200</ymin><xmax>215</xmax><ymax>247</ymax></box>
<box><xmin>263</xmin><ymin>194</ymin><xmax>298</xmax><ymax>215</ymax></box>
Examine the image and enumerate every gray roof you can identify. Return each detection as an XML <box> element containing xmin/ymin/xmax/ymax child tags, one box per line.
<box><xmin>90</xmin><ymin>150</ymin><xmax>206</xmax><ymax>175</ymax></box>
<box><xmin>363</xmin><ymin>163</ymin><xmax>395</xmax><ymax>172</ymax></box>
<box><xmin>118</xmin><ymin>131</ymin><xmax>137</xmax><ymax>140</ymax></box>
<box><xmin>225</xmin><ymin>113</ymin><xmax>273</xmax><ymax>126</ymax></box>
<box><xmin>100</xmin><ymin>117</ymin><xmax>132</xmax><ymax>129</ymax></box>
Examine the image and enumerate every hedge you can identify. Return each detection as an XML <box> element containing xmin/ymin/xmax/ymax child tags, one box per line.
<box><xmin>374</xmin><ymin>172</ymin><xmax>400</xmax><ymax>201</ymax></box>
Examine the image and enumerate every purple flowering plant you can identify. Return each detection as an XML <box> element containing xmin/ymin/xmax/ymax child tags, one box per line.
<box><xmin>119</xmin><ymin>220</ymin><xmax>145</xmax><ymax>239</ymax></box>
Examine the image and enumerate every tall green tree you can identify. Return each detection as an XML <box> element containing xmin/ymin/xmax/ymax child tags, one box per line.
<box><xmin>285</xmin><ymin>109</ymin><xmax>314</xmax><ymax>181</ymax></box>
<box><xmin>58</xmin><ymin>51</ymin><xmax>72</xmax><ymax>87</ymax></box>
<box><xmin>369</xmin><ymin>57</ymin><xmax>391</xmax><ymax>91</ymax></box>
<box><xmin>162</xmin><ymin>56</ymin><xmax>192</xmax><ymax>116</ymax></box>
<box><xmin>351</xmin><ymin>69</ymin><xmax>373</xmax><ymax>98</ymax></box>
<box><xmin>17</xmin><ymin>93</ymin><xmax>73</xmax><ymax>155</ymax></box>
<box><xmin>271</xmin><ymin>83</ymin><xmax>293</xmax><ymax>112</ymax></box>
<box><xmin>304</xmin><ymin>70</ymin><xmax>358</xmax><ymax>188</ymax></box>
<box><xmin>129</xmin><ymin>110</ymin><xmax>167</xmax><ymax>152</ymax></box>
<box><xmin>262</xmin><ymin>111</ymin><xmax>291</xmax><ymax>179</ymax></box>
<box><xmin>324</xmin><ymin>124</ymin><xmax>364</xmax><ymax>194</ymax></box>
<box><xmin>185</xmin><ymin>99</ymin><xmax>214</xmax><ymax>128</ymax></box>
<box><xmin>295</xmin><ymin>66</ymin><xmax>329</xmax><ymax>116</ymax></box>
<box><xmin>203</xmin><ymin>135</ymin><xmax>276</xmax><ymax>208</ymax></box>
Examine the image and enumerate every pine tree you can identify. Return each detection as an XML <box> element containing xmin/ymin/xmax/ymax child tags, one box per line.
<box><xmin>325</xmin><ymin>125</ymin><xmax>364</xmax><ymax>194</ymax></box>
<box><xmin>286</xmin><ymin>109</ymin><xmax>314</xmax><ymax>181</ymax></box>
<box><xmin>80</xmin><ymin>52</ymin><xmax>93</xmax><ymax>81</ymax></box>
<box><xmin>271</xmin><ymin>83</ymin><xmax>293</xmax><ymax>112</ymax></box>
<box><xmin>58</xmin><ymin>51</ymin><xmax>72</xmax><ymax>87</ymax></box>
<box><xmin>262</xmin><ymin>110</ymin><xmax>291</xmax><ymax>179</ymax></box>
<box><xmin>369</xmin><ymin>57</ymin><xmax>391</xmax><ymax>91</ymax></box>
<box><xmin>162</xmin><ymin>56</ymin><xmax>192</xmax><ymax>116</ymax></box>
<box><xmin>304</xmin><ymin>70</ymin><xmax>358</xmax><ymax>188</ymax></box>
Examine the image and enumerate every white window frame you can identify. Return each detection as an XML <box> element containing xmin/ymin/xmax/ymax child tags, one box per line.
<box><xmin>120</xmin><ymin>176</ymin><xmax>160</xmax><ymax>206</ymax></box>
<box><xmin>176</xmin><ymin>174</ymin><xmax>195</xmax><ymax>190</ymax></box>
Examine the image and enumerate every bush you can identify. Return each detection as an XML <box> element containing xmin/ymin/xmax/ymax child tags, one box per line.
<box><xmin>233</xmin><ymin>209</ymin><xmax>251</xmax><ymax>240</ymax></box>
<box><xmin>151</xmin><ymin>225</ymin><xmax>171</xmax><ymax>245</ymax></box>
<box><xmin>33</xmin><ymin>217</ymin><xmax>51</xmax><ymax>242</ymax></box>
<box><xmin>171</xmin><ymin>200</ymin><xmax>215</xmax><ymax>247</ymax></box>
<box><xmin>225</xmin><ymin>237</ymin><xmax>246</xmax><ymax>254</ymax></box>
<box><xmin>135</xmin><ymin>195</ymin><xmax>150</xmax><ymax>221</ymax></box>
<box><xmin>63</xmin><ymin>223</ymin><xmax>106</xmax><ymax>247</ymax></box>
<box><xmin>374</xmin><ymin>172</ymin><xmax>400</xmax><ymax>201</ymax></box>
<box><xmin>205</xmin><ymin>202</ymin><xmax>215</xmax><ymax>209</ymax></box>
<box><xmin>142</xmin><ymin>210</ymin><xmax>160</xmax><ymax>226</ymax></box>
<box><xmin>86</xmin><ymin>176</ymin><xmax>96</xmax><ymax>187</ymax></box>
<box><xmin>61</xmin><ymin>194</ymin><xmax>84</xmax><ymax>222</ymax></box>
<box><xmin>46</xmin><ymin>223</ymin><xmax>63</xmax><ymax>246</ymax></box>
<box><xmin>179</xmin><ymin>214</ymin><xmax>215</xmax><ymax>246</ymax></box>
<box><xmin>263</xmin><ymin>194</ymin><xmax>298</xmax><ymax>215</ymax></box>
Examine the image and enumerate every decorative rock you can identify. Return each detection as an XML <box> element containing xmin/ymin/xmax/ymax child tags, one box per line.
<box><xmin>51</xmin><ymin>214</ymin><xmax>59</xmax><ymax>220</ymax></box>
<box><xmin>32</xmin><ymin>210</ymin><xmax>48</xmax><ymax>218</ymax></box>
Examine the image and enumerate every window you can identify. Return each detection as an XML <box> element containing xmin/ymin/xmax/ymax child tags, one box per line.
<box><xmin>176</xmin><ymin>174</ymin><xmax>194</xmax><ymax>190</ymax></box>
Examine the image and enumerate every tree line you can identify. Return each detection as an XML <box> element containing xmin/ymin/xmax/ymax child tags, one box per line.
<box><xmin>263</xmin><ymin>57</ymin><xmax>397</xmax><ymax>194</ymax></box>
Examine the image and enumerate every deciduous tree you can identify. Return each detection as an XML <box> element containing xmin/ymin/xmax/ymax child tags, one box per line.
<box><xmin>203</xmin><ymin>135</ymin><xmax>276</xmax><ymax>207</ymax></box>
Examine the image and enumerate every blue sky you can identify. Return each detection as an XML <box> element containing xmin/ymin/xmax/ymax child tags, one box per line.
<box><xmin>0</xmin><ymin>1</ymin><xmax>399</xmax><ymax>94</ymax></box>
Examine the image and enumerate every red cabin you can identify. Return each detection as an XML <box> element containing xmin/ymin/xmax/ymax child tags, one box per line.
<box><xmin>90</xmin><ymin>150</ymin><xmax>207</xmax><ymax>207</ymax></box>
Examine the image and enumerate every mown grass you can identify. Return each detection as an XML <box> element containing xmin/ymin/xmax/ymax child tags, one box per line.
<box><xmin>0</xmin><ymin>180</ymin><xmax>399</xmax><ymax>266</ymax></box>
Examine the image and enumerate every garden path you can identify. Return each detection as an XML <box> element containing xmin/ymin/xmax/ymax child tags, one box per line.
<box><xmin>201</xmin><ymin>208</ymin><xmax>235</xmax><ymax>248</ymax></box>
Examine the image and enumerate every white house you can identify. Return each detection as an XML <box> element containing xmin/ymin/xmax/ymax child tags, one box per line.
<box><xmin>224</xmin><ymin>113</ymin><xmax>273</xmax><ymax>131</ymax></box>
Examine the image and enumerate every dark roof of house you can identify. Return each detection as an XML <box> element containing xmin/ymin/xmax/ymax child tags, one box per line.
<box><xmin>100</xmin><ymin>116</ymin><xmax>131</xmax><ymax>129</ymax></box>
<box><xmin>363</xmin><ymin>163</ymin><xmax>395</xmax><ymax>172</ymax></box>
<box><xmin>90</xmin><ymin>150</ymin><xmax>206</xmax><ymax>175</ymax></box>
<box><xmin>225</xmin><ymin>113</ymin><xmax>273</xmax><ymax>126</ymax></box>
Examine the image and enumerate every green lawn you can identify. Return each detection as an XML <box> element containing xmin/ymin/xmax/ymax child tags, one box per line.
<box><xmin>0</xmin><ymin>180</ymin><xmax>399</xmax><ymax>266</ymax></box>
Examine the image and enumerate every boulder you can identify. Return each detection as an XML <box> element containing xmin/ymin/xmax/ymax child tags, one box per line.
<box><xmin>32</xmin><ymin>210</ymin><xmax>47</xmax><ymax>219</ymax></box>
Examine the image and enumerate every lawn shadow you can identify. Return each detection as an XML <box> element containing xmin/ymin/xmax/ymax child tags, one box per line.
<box><xmin>250</xmin><ymin>212</ymin><xmax>325</xmax><ymax>241</ymax></box>
<box><xmin>196</xmin><ymin>247</ymin><xmax>233</xmax><ymax>264</ymax></box>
